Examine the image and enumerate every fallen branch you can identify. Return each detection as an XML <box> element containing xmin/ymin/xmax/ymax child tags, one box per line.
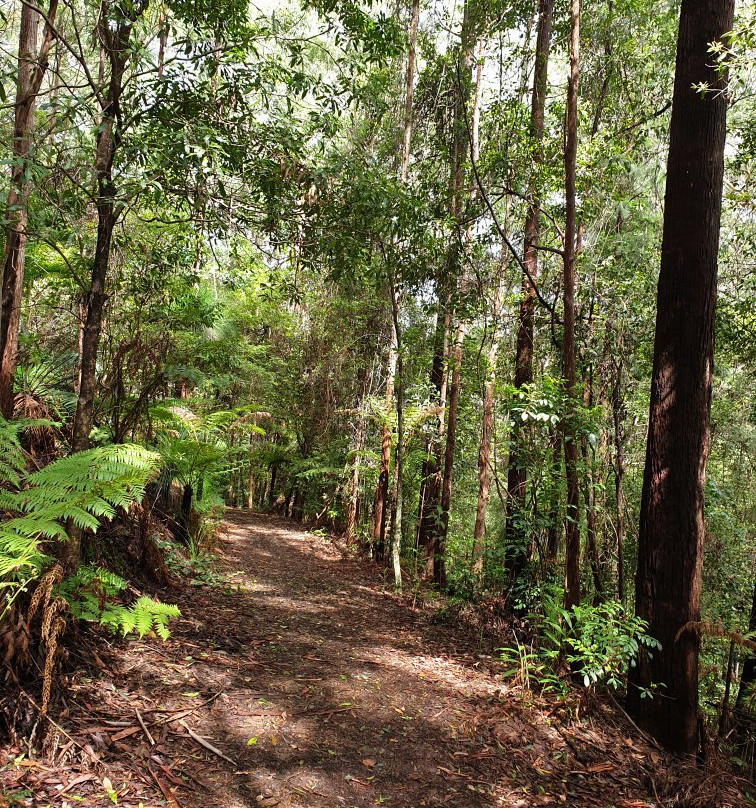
<box><xmin>178</xmin><ymin>719</ymin><xmax>237</xmax><ymax>766</ymax></box>
<box><xmin>136</xmin><ymin>706</ymin><xmax>155</xmax><ymax>745</ymax></box>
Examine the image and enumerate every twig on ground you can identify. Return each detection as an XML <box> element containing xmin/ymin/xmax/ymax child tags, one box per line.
<box><xmin>136</xmin><ymin>706</ymin><xmax>155</xmax><ymax>745</ymax></box>
<box><xmin>178</xmin><ymin>718</ymin><xmax>237</xmax><ymax>766</ymax></box>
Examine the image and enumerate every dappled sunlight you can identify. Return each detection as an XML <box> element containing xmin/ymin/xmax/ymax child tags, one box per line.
<box><xmin>46</xmin><ymin>512</ymin><xmax>667</xmax><ymax>807</ymax></box>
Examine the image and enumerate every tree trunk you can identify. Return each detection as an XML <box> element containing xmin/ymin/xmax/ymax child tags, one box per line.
<box><xmin>627</xmin><ymin>0</ymin><xmax>734</xmax><ymax>754</ymax></box>
<box><xmin>373</xmin><ymin>0</ymin><xmax>419</xmax><ymax>561</ymax></box>
<box><xmin>0</xmin><ymin>0</ymin><xmax>58</xmax><ymax>419</ymax></box>
<box><xmin>71</xmin><ymin>5</ymin><xmax>139</xmax><ymax>452</ymax></box>
<box><xmin>438</xmin><ymin>319</ymin><xmax>465</xmax><ymax>587</ymax></box>
<box><xmin>345</xmin><ymin>410</ymin><xmax>364</xmax><ymax>543</ymax></box>
<box><xmin>431</xmin><ymin>0</ymin><xmax>475</xmax><ymax>586</ymax></box>
<box><xmin>472</xmin><ymin>284</ymin><xmax>502</xmax><ymax>578</ymax></box>
<box><xmin>372</xmin><ymin>322</ymin><xmax>397</xmax><ymax>561</ymax></box>
<box><xmin>417</xmin><ymin>304</ymin><xmax>450</xmax><ymax>574</ymax></box>
<box><xmin>562</xmin><ymin>0</ymin><xmax>581</xmax><ymax>611</ymax></box>
<box><xmin>611</xmin><ymin>356</ymin><xmax>626</xmax><ymax>603</ymax></box>
<box><xmin>389</xmin><ymin>284</ymin><xmax>404</xmax><ymax>592</ymax></box>
<box><xmin>504</xmin><ymin>0</ymin><xmax>554</xmax><ymax>585</ymax></box>
<box><xmin>581</xmin><ymin>369</ymin><xmax>603</xmax><ymax>600</ymax></box>
<box><xmin>268</xmin><ymin>463</ymin><xmax>278</xmax><ymax>509</ymax></box>
<box><xmin>248</xmin><ymin>433</ymin><xmax>256</xmax><ymax>509</ymax></box>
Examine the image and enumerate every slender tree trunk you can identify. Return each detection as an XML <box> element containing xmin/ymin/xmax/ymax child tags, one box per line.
<box><xmin>432</xmin><ymin>0</ymin><xmax>476</xmax><ymax>586</ymax></box>
<box><xmin>372</xmin><ymin>323</ymin><xmax>396</xmax><ymax>560</ymax></box>
<box><xmin>417</xmin><ymin>307</ymin><xmax>450</xmax><ymax>575</ymax></box>
<box><xmin>389</xmin><ymin>285</ymin><xmax>404</xmax><ymax>591</ymax></box>
<box><xmin>268</xmin><ymin>464</ymin><xmax>277</xmax><ymax>509</ymax></box>
<box><xmin>562</xmin><ymin>0</ymin><xmax>581</xmax><ymax>611</ymax></box>
<box><xmin>438</xmin><ymin>319</ymin><xmax>465</xmax><ymax>587</ymax></box>
<box><xmin>611</xmin><ymin>356</ymin><xmax>626</xmax><ymax>603</ymax></box>
<box><xmin>399</xmin><ymin>0</ymin><xmax>419</xmax><ymax>185</ymax></box>
<box><xmin>248</xmin><ymin>433</ymin><xmax>256</xmax><ymax>509</ymax></box>
<box><xmin>504</xmin><ymin>0</ymin><xmax>554</xmax><ymax>584</ymax></box>
<box><xmin>627</xmin><ymin>0</ymin><xmax>734</xmax><ymax>754</ymax></box>
<box><xmin>0</xmin><ymin>0</ymin><xmax>58</xmax><ymax>419</ymax></box>
<box><xmin>472</xmin><ymin>284</ymin><xmax>502</xmax><ymax>578</ymax></box>
<box><xmin>373</xmin><ymin>0</ymin><xmax>419</xmax><ymax>561</ymax></box>
<box><xmin>71</xmin><ymin>6</ymin><xmax>139</xmax><ymax>452</ymax></box>
<box><xmin>345</xmin><ymin>409</ymin><xmax>365</xmax><ymax>543</ymax></box>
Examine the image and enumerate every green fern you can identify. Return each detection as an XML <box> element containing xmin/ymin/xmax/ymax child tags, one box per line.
<box><xmin>0</xmin><ymin>437</ymin><xmax>160</xmax><ymax>618</ymax></box>
<box><xmin>61</xmin><ymin>567</ymin><xmax>180</xmax><ymax>639</ymax></box>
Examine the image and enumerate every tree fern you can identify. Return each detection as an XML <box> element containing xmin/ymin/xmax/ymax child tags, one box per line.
<box><xmin>0</xmin><ymin>436</ymin><xmax>161</xmax><ymax>618</ymax></box>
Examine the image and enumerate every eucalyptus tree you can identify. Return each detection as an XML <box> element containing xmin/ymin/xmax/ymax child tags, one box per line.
<box><xmin>627</xmin><ymin>0</ymin><xmax>735</xmax><ymax>754</ymax></box>
<box><xmin>503</xmin><ymin>0</ymin><xmax>554</xmax><ymax>586</ymax></box>
<box><xmin>0</xmin><ymin>0</ymin><xmax>58</xmax><ymax>419</ymax></box>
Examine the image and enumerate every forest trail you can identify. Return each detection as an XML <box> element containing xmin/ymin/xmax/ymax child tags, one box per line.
<box><xmin>4</xmin><ymin>513</ymin><xmax>678</xmax><ymax>806</ymax></box>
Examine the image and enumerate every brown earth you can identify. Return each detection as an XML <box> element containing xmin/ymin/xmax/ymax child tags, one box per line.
<box><xmin>0</xmin><ymin>511</ymin><xmax>749</xmax><ymax>807</ymax></box>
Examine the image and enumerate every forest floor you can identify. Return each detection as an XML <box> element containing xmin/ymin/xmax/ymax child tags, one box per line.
<box><xmin>1</xmin><ymin>511</ymin><xmax>750</xmax><ymax>808</ymax></box>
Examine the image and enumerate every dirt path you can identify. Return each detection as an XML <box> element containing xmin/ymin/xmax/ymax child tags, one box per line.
<box><xmin>2</xmin><ymin>512</ymin><xmax>709</xmax><ymax>807</ymax></box>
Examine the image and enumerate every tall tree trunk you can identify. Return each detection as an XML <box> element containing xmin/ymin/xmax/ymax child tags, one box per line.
<box><xmin>504</xmin><ymin>0</ymin><xmax>554</xmax><ymax>585</ymax></box>
<box><xmin>562</xmin><ymin>0</ymin><xmax>581</xmax><ymax>611</ymax></box>
<box><xmin>417</xmin><ymin>307</ymin><xmax>450</xmax><ymax>574</ymax></box>
<box><xmin>389</xmin><ymin>284</ymin><xmax>404</xmax><ymax>591</ymax></box>
<box><xmin>472</xmin><ymin>282</ymin><xmax>503</xmax><ymax>578</ymax></box>
<box><xmin>438</xmin><ymin>319</ymin><xmax>465</xmax><ymax>587</ymax></box>
<box><xmin>431</xmin><ymin>0</ymin><xmax>476</xmax><ymax>585</ymax></box>
<box><xmin>71</xmin><ymin>4</ymin><xmax>140</xmax><ymax>453</ymax></box>
<box><xmin>627</xmin><ymin>0</ymin><xmax>734</xmax><ymax>755</ymax></box>
<box><xmin>373</xmin><ymin>0</ymin><xmax>419</xmax><ymax>561</ymax></box>
<box><xmin>611</xmin><ymin>356</ymin><xmax>626</xmax><ymax>603</ymax></box>
<box><xmin>0</xmin><ymin>0</ymin><xmax>58</xmax><ymax>419</ymax></box>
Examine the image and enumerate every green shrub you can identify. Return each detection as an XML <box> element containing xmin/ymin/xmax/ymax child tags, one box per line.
<box><xmin>500</xmin><ymin>587</ymin><xmax>660</xmax><ymax>693</ymax></box>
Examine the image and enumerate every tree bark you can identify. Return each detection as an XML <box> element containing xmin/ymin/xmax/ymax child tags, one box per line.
<box><xmin>438</xmin><ymin>319</ymin><xmax>465</xmax><ymax>587</ymax></box>
<box><xmin>248</xmin><ymin>433</ymin><xmax>256</xmax><ymax>509</ymax></box>
<box><xmin>545</xmin><ymin>427</ymin><xmax>562</xmax><ymax>565</ymax></box>
<box><xmin>71</xmin><ymin>2</ymin><xmax>142</xmax><ymax>452</ymax></box>
<box><xmin>0</xmin><ymin>0</ymin><xmax>58</xmax><ymax>419</ymax></box>
<box><xmin>562</xmin><ymin>0</ymin><xmax>581</xmax><ymax>611</ymax></box>
<box><xmin>626</xmin><ymin>0</ymin><xmax>734</xmax><ymax>755</ymax></box>
<box><xmin>504</xmin><ymin>0</ymin><xmax>554</xmax><ymax>585</ymax></box>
